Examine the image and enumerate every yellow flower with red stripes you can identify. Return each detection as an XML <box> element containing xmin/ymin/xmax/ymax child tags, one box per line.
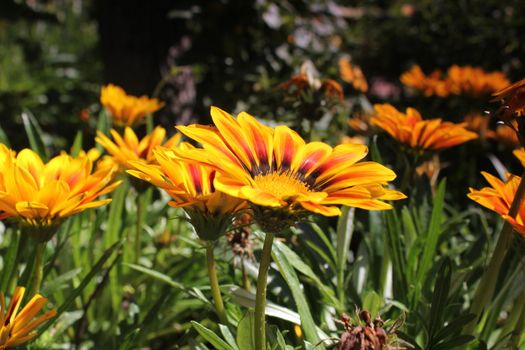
<box><xmin>127</xmin><ymin>143</ymin><xmax>246</xmax><ymax>240</ymax></box>
<box><xmin>175</xmin><ymin>107</ymin><xmax>405</xmax><ymax>222</ymax></box>
<box><xmin>0</xmin><ymin>286</ymin><xmax>56</xmax><ymax>349</ymax></box>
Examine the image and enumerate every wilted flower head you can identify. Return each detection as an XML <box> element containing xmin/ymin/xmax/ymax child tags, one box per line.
<box><xmin>492</xmin><ymin>78</ymin><xmax>525</xmax><ymax>122</ymax></box>
<box><xmin>100</xmin><ymin>84</ymin><xmax>164</xmax><ymax>127</ymax></box>
<box><xmin>0</xmin><ymin>145</ymin><xmax>121</xmax><ymax>239</ymax></box>
<box><xmin>175</xmin><ymin>107</ymin><xmax>405</xmax><ymax>233</ymax></box>
<box><xmin>372</xmin><ymin>104</ymin><xmax>478</xmax><ymax>153</ymax></box>
<box><xmin>339</xmin><ymin>57</ymin><xmax>368</xmax><ymax>93</ymax></box>
<box><xmin>127</xmin><ymin>143</ymin><xmax>247</xmax><ymax>241</ymax></box>
<box><xmin>0</xmin><ymin>286</ymin><xmax>57</xmax><ymax>349</ymax></box>
<box><xmin>468</xmin><ymin>172</ymin><xmax>525</xmax><ymax>235</ymax></box>
<box><xmin>96</xmin><ymin>126</ymin><xmax>180</xmax><ymax>170</ymax></box>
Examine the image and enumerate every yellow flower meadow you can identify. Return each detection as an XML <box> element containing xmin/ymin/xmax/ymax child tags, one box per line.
<box><xmin>0</xmin><ymin>144</ymin><xmax>121</xmax><ymax>237</ymax></box>
<box><xmin>175</xmin><ymin>107</ymin><xmax>405</xmax><ymax>223</ymax></box>
<box><xmin>0</xmin><ymin>286</ymin><xmax>56</xmax><ymax>349</ymax></box>
<box><xmin>96</xmin><ymin>126</ymin><xmax>181</xmax><ymax>170</ymax></box>
<box><xmin>100</xmin><ymin>84</ymin><xmax>164</xmax><ymax>127</ymax></box>
<box><xmin>372</xmin><ymin>104</ymin><xmax>478</xmax><ymax>152</ymax></box>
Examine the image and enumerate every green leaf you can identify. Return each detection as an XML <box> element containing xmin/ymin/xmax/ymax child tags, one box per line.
<box><xmin>220</xmin><ymin>324</ymin><xmax>240</xmax><ymax>350</ymax></box>
<box><xmin>431</xmin><ymin>335</ymin><xmax>475</xmax><ymax>350</ymax></box>
<box><xmin>237</xmin><ymin>311</ymin><xmax>256</xmax><ymax>350</ymax></box>
<box><xmin>70</xmin><ymin>130</ymin><xmax>83</xmax><ymax>156</ymax></box>
<box><xmin>38</xmin><ymin>240</ymin><xmax>123</xmax><ymax>334</ymax></box>
<box><xmin>417</xmin><ymin>179</ymin><xmax>446</xmax><ymax>286</ymax></box>
<box><xmin>0</xmin><ymin>230</ymin><xmax>20</xmax><ymax>292</ymax></box>
<box><xmin>191</xmin><ymin>321</ymin><xmax>235</xmax><ymax>350</ymax></box>
<box><xmin>21</xmin><ymin>109</ymin><xmax>48</xmax><ymax>160</ymax></box>
<box><xmin>272</xmin><ymin>240</ymin><xmax>325</xmax><ymax>349</ymax></box>
<box><xmin>428</xmin><ymin>259</ymin><xmax>452</xmax><ymax>340</ymax></box>
<box><xmin>0</xmin><ymin>122</ymin><xmax>10</xmax><ymax>146</ymax></box>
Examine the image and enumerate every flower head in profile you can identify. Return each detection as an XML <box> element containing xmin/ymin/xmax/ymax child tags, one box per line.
<box><xmin>100</xmin><ymin>84</ymin><xmax>164</xmax><ymax>127</ymax></box>
<box><xmin>339</xmin><ymin>57</ymin><xmax>368</xmax><ymax>93</ymax></box>
<box><xmin>127</xmin><ymin>143</ymin><xmax>247</xmax><ymax>241</ymax></box>
<box><xmin>96</xmin><ymin>126</ymin><xmax>180</xmax><ymax>170</ymax></box>
<box><xmin>468</xmin><ymin>172</ymin><xmax>525</xmax><ymax>235</ymax></box>
<box><xmin>491</xmin><ymin>78</ymin><xmax>525</xmax><ymax>122</ymax></box>
<box><xmin>175</xmin><ymin>107</ymin><xmax>405</xmax><ymax>232</ymax></box>
<box><xmin>0</xmin><ymin>286</ymin><xmax>57</xmax><ymax>349</ymax></box>
<box><xmin>371</xmin><ymin>104</ymin><xmax>478</xmax><ymax>153</ymax></box>
<box><xmin>0</xmin><ymin>145</ymin><xmax>121</xmax><ymax>239</ymax></box>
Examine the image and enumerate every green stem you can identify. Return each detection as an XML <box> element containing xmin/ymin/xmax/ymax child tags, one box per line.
<box><xmin>466</xmin><ymin>170</ymin><xmax>525</xmax><ymax>335</ymax></box>
<box><xmin>206</xmin><ymin>241</ymin><xmax>228</xmax><ymax>325</ymax></box>
<box><xmin>135</xmin><ymin>194</ymin><xmax>144</xmax><ymax>262</ymax></box>
<box><xmin>254</xmin><ymin>232</ymin><xmax>274</xmax><ymax>350</ymax></box>
<box><xmin>28</xmin><ymin>242</ymin><xmax>45</xmax><ymax>297</ymax></box>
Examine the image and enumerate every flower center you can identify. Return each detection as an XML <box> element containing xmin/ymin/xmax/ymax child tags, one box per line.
<box><xmin>254</xmin><ymin>172</ymin><xmax>309</xmax><ymax>199</ymax></box>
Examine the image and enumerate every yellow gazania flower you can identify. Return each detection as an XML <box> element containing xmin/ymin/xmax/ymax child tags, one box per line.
<box><xmin>100</xmin><ymin>84</ymin><xmax>164</xmax><ymax>127</ymax></box>
<box><xmin>127</xmin><ymin>143</ymin><xmax>246</xmax><ymax>241</ymax></box>
<box><xmin>0</xmin><ymin>146</ymin><xmax>121</xmax><ymax>237</ymax></box>
<box><xmin>0</xmin><ymin>286</ymin><xmax>57</xmax><ymax>349</ymax></box>
<box><xmin>371</xmin><ymin>104</ymin><xmax>478</xmax><ymax>152</ymax></box>
<box><xmin>96</xmin><ymin>126</ymin><xmax>181</xmax><ymax>170</ymax></box>
<box><xmin>468</xmin><ymin>172</ymin><xmax>525</xmax><ymax>235</ymax></box>
<box><xmin>174</xmin><ymin>107</ymin><xmax>405</xmax><ymax>229</ymax></box>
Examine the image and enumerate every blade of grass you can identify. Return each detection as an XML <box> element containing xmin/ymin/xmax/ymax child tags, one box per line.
<box><xmin>21</xmin><ymin>110</ymin><xmax>48</xmax><ymax>160</ymax></box>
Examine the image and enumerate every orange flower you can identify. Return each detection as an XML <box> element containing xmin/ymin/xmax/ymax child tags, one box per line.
<box><xmin>371</xmin><ymin>104</ymin><xmax>478</xmax><ymax>152</ymax></box>
<box><xmin>347</xmin><ymin>112</ymin><xmax>375</xmax><ymax>134</ymax></box>
<box><xmin>468</xmin><ymin>172</ymin><xmax>525</xmax><ymax>235</ymax></box>
<box><xmin>174</xmin><ymin>107</ymin><xmax>405</xmax><ymax>232</ymax></box>
<box><xmin>339</xmin><ymin>57</ymin><xmax>368</xmax><ymax>93</ymax></box>
<box><xmin>463</xmin><ymin>113</ymin><xmax>490</xmax><ymax>137</ymax></box>
<box><xmin>96</xmin><ymin>126</ymin><xmax>181</xmax><ymax>170</ymax></box>
<box><xmin>0</xmin><ymin>286</ymin><xmax>57</xmax><ymax>349</ymax></box>
<box><xmin>100</xmin><ymin>84</ymin><xmax>164</xmax><ymax>127</ymax></box>
<box><xmin>400</xmin><ymin>65</ymin><xmax>510</xmax><ymax>97</ymax></box>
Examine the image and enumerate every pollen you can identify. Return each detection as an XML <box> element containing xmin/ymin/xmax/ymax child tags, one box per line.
<box><xmin>254</xmin><ymin>172</ymin><xmax>309</xmax><ymax>199</ymax></box>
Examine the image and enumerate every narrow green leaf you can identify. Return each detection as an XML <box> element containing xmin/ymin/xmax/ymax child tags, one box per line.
<box><xmin>220</xmin><ymin>324</ymin><xmax>240</xmax><ymax>350</ymax></box>
<box><xmin>272</xmin><ymin>241</ymin><xmax>325</xmax><ymax>349</ymax></box>
<box><xmin>21</xmin><ymin>110</ymin><xmax>48</xmax><ymax>160</ymax></box>
<box><xmin>70</xmin><ymin>131</ymin><xmax>83</xmax><ymax>156</ymax></box>
<box><xmin>417</xmin><ymin>179</ymin><xmax>446</xmax><ymax>286</ymax></box>
<box><xmin>0</xmin><ymin>230</ymin><xmax>20</xmax><ymax>292</ymax></box>
<box><xmin>125</xmin><ymin>263</ymin><xmax>185</xmax><ymax>289</ymax></box>
<box><xmin>236</xmin><ymin>311</ymin><xmax>256</xmax><ymax>350</ymax></box>
<box><xmin>38</xmin><ymin>240</ymin><xmax>123</xmax><ymax>334</ymax></box>
<box><xmin>428</xmin><ymin>259</ymin><xmax>452</xmax><ymax>340</ymax></box>
<box><xmin>191</xmin><ymin>321</ymin><xmax>234</xmax><ymax>350</ymax></box>
<box><xmin>431</xmin><ymin>335</ymin><xmax>475</xmax><ymax>350</ymax></box>
<box><xmin>336</xmin><ymin>207</ymin><xmax>354</xmax><ymax>305</ymax></box>
<box><xmin>0</xmin><ymin>122</ymin><xmax>10</xmax><ymax>146</ymax></box>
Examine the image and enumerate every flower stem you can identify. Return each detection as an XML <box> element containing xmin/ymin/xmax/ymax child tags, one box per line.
<box><xmin>254</xmin><ymin>232</ymin><xmax>274</xmax><ymax>350</ymax></box>
<box><xmin>466</xmin><ymin>170</ymin><xmax>525</xmax><ymax>334</ymax></box>
<box><xmin>205</xmin><ymin>241</ymin><xmax>228</xmax><ymax>325</ymax></box>
<box><xmin>28</xmin><ymin>242</ymin><xmax>45</xmax><ymax>297</ymax></box>
<box><xmin>135</xmin><ymin>194</ymin><xmax>144</xmax><ymax>262</ymax></box>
